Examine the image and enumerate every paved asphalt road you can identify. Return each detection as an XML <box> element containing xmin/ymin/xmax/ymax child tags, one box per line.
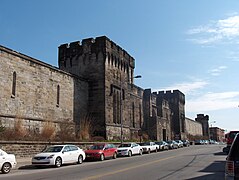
<box><xmin>0</xmin><ymin>144</ymin><xmax>226</xmax><ymax>180</ymax></box>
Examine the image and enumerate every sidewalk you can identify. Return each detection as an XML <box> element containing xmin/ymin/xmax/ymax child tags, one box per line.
<box><xmin>16</xmin><ymin>157</ymin><xmax>32</xmax><ymax>169</ymax></box>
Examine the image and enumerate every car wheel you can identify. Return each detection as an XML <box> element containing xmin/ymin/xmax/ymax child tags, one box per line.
<box><xmin>77</xmin><ymin>155</ymin><xmax>83</xmax><ymax>164</ymax></box>
<box><xmin>139</xmin><ymin>150</ymin><xmax>143</xmax><ymax>156</ymax></box>
<box><xmin>113</xmin><ymin>152</ymin><xmax>117</xmax><ymax>159</ymax></box>
<box><xmin>128</xmin><ymin>151</ymin><xmax>132</xmax><ymax>157</ymax></box>
<box><xmin>1</xmin><ymin>162</ymin><xmax>11</xmax><ymax>174</ymax></box>
<box><xmin>55</xmin><ymin>157</ymin><xmax>62</xmax><ymax>168</ymax></box>
<box><xmin>100</xmin><ymin>154</ymin><xmax>105</xmax><ymax>161</ymax></box>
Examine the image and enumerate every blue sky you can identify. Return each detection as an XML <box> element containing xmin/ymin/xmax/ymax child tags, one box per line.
<box><xmin>1</xmin><ymin>0</ymin><xmax>239</xmax><ymax>132</ymax></box>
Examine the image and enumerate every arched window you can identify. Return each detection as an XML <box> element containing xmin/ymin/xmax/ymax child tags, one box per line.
<box><xmin>11</xmin><ymin>71</ymin><xmax>16</xmax><ymax>98</ymax></box>
<box><xmin>56</xmin><ymin>85</ymin><xmax>60</xmax><ymax>107</ymax></box>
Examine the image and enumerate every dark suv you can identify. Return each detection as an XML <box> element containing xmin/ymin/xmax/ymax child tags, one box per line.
<box><xmin>225</xmin><ymin>133</ymin><xmax>239</xmax><ymax>179</ymax></box>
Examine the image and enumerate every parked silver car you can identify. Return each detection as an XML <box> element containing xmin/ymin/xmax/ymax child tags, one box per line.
<box><xmin>175</xmin><ymin>140</ymin><xmax>184</xmax><ymax>148</ymax></box>
<box><xmin>0</xmin><ymin>149</ymin><xmax>17</xmax><ymax>174</ymax></box>
<box><xmin>155</xmin><ymin>141</ymin><xmax>169</xmax><ymax>151</ymax></box>
<box><xmin>182</xmin><ymin>140</ymin><xmax>190</xmax><ymax>147</ymax></box>
<box><xmin>166</xmin><ymin>140</ymin><xmax>178</xmax><ymax>149</ymax></box>
<box><xmin>117</xmin><ymin>143</ymin><xmax>143</xmax><ymax>157</ymax></box>
<box><xmin>32</xmin><ymin>145</ymin><xmax>85</xmax><ymax>167</ymax></box>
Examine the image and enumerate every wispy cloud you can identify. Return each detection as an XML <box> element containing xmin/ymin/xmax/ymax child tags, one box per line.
<box><xmin>208</xmin><ymin>66</ymin><xmax>227</xmax><ymax>76</ymax></box>
<box><xmin>226</xmin><ymin>51</ymin><xmax>239</xmax><ymax>61</ymax></box>
<box><xmin>187</xmin><ymin>15</ymin><xmax>239</xmax><ymax>45</ymax></box>
<box><xmin>154</xmin><ymin>79</ymin><xmax>239</xmax><ymax>114</ymax></box>
<box><xmin>186</xmin><ymin>91</ymin><xmax>239</xmax><ymax>112</ymax></box>
<box><xmin>153</xmin><ymin>80</ymin><xmax>208</xmax><ymax>94</ymax></box>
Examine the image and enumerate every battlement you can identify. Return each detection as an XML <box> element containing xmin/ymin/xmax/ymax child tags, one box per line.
<box><xmin>58</xmin><ymin>36</ymin><xmax>106</xmax><ymax>58</ymax></box>
<box><xmin>157</xmin><ymin>90</ymin><xmax>185</xmax><ymax>104</ymax></box>
<box><xmin>158</xmin><ymin>90</ymin><xmax>184</xmax><ymax>96</ymax></box>
<box><xmin>58</xmin><ymin>36</ymin><xmax>135</xmax><ymax>68</ymax></box>
<box><xmin>196</xmin><ymin>114</ymin><xmax>209</xmax><ymax>121</ymax></box>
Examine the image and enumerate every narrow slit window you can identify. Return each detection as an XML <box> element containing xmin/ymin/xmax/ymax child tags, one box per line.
<box><xmin>56</xmin><ymin>85</ymin><xmax>60</xmax><ymax>107</ymax></box>
<box><xmin>113</xmin><ymin>92</ymin><xmax>116</xmax><ymax>124</ymax></box>
<box><xmin>11</xmin><ymin>71</ymin><xmax>16</xmax><ymax>98</ymax></box>
<box><xmin>132</xmin><ymin>102</ymin><xmax>135</xmax><ymax>128</ymax></box>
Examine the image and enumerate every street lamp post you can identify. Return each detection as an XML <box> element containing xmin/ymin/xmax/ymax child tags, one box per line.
<box><xmin>120</xmin><ymin>74</ymin><xmax>142</xmax><ymax>144</ymax></box>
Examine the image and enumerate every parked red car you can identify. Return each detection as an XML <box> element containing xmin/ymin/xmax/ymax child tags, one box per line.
<box><xmin>85</xmin><ymin>143</ymin><xmax>117</xmax><ymax>161</ymax></box>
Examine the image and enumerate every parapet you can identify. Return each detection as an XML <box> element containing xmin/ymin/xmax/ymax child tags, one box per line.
<box><xmin>157</xmin><ymin>90</ymin><xmax>184</xmax><ymax>96</ymax></box>
<box><xmin>155</xmin><ymin>89</ymin><xmax>185</xmax><ymax>104</ymax></box>
<box><xmin>196</xmin><ymin>114</ymin><xmax>209</xmax><ymax>120</ymax></box>
<box><xmin>58</xmin><ymin>36</ymin><xmax>135</xmax><ymax>68</ymax></box>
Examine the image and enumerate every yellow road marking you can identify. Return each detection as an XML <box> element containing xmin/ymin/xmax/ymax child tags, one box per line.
<box><xmin>82</xmin><ymin>155</ymin><xmax>177</xmax><ymax>180</ymax></box>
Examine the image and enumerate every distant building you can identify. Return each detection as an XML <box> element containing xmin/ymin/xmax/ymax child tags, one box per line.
<box><xmin>209</xmin><ymin>127</ymin><xmax>225</xmax><ymax>142</ymax></box>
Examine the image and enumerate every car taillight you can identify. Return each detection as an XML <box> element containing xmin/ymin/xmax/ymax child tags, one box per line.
<box><xmin>226</xmin><ymin>161</ymin><xmax>234</xmax><ymax>176</ymax></box>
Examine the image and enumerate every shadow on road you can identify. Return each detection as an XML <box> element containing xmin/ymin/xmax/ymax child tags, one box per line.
<box><xmin>186</xmin><ymin>160</ymin><xmax>225</xmax><ymax>180</ymax></box>
<box><xmin>18</xmin><ymin>165</ymin><xmax>52</xmax><ymax>170</ymax></box>
<box><xmin>214</xmin><ymin>151</ymin><xmax>227</xmax><ymax>156</ymax></box>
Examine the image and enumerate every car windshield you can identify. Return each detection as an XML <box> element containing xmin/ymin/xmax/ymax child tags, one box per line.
<box><xmin>229</xmin><ymin>132</ymin><xmax>238</xmax><ymax>139</ymax></box>
<box><xmin>156</xmin><ymin>142</ymin><xmax>163</xmax><ymax>145</ymax></box>
<box><xmin>119</xmin><ymin>144</ymin><xmax>131</xmax><ymax>148</ymax></box>
<box><xmin>89</xmin><ymin>145</ymin><xmax>104</xmax><ymax>150</ymax></box>
<box><xmin>0</xmin><ymin>149</ymin><xmax>7</xmax><ymax>155</ymax></box>
<box><xmin>139</xmin><ymin>142</ymin><xmax>150</xmax><ymax>146</ymax></box>
<box><xmin>43</xmin><ymin>146</ymin><xmax>63</xmax><ymax>153</ymax></box>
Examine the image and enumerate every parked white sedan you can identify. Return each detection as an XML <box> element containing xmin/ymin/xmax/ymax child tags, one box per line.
<box><xmin>117</xmin><ymin>143</ymin><xmax>143</xmax><ymax>157</ymax></box>
<box><xmin>32</xmin><ymin>145</ymin><xmax>85</xmax><ymax>167</ymax></box>
<box><xmin>0</xmin><ymin>149</ymin><xmax>17</xmax><ymax>174</ymax></box>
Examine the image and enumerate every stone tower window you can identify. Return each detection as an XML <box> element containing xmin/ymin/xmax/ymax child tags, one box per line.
<box><xmin>113</xmin><ymin>92</ymin><xmax>117</xmax><ymax>124</ymax></box>
<box><xmin>111</xmin><ymin>55</ymin><xmax>114</xmax><ymax>66</ymax></box>
<box><xmin>132</xmin><ymin>102</ymin><xmax>135</xmax><ymax>128</ymax></box>
<box><xmin>56</xmin><ymin>85</ymin><xmax>60</xmax><ymax>107</ymax></box>
<box><xmin>70</xmin><ymin>58</ymin><xmax>72</xmax><ymax>67</ymax></box>
<box><xmin>108</xmin><ymin>52</ymin><xmax>111</xmax><ymax>64</ymax></box>
<box><xmin>139</xmin><ymin>103</ymin><xmax>142</xmax><ymax>128</ymax></box>
<box><xmin>117</xmin><ymin>58</ymin><xmax>120</xmax><ymax>69</ymax></box>
<box><xmin>115</xmin><ymin>58</ymin><xmax>117</xmax><ymax>67</ymax></box>
<box><xmin>11</xmin><ymin>71</ymin><xmax>16</xmax><ymax>98</ymax></box>
<box><xmin>113</xmin><ymin>90</ymin><xmax>121</xmax><ymax>124</ymax></box>
<box><xmin>117</xmin><ymin>91</ymin><xmax>120</xmax><ymax>124</ymax></box>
